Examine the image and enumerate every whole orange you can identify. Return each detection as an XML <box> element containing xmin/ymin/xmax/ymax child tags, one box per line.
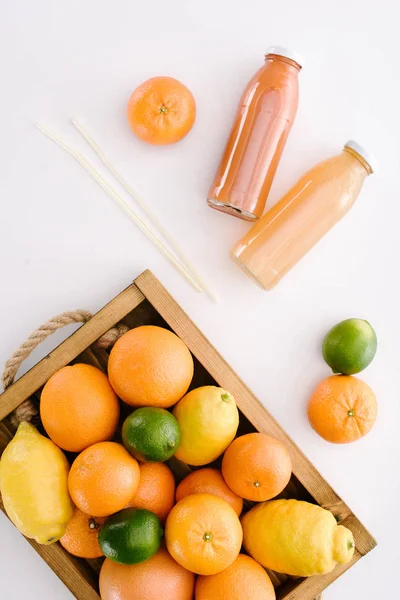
<box><xmin>40</xmin><ymin>364</ymin><xmax>120</xmax><ymax>452</ymax></box>
<box><xmin>222</xmin><ymin>433</ymin><xmax>292</xmax><ymax>502</ymax></box>
<box><xmin>68</xmin><ymin>442</ymin><xmax>140</xmax><ymax>517</ymax></box>
<box><xmin>126</xmin><ymin>462</ymin><xmax>176</xmax><ymax>523</ymax></box>
<box><xmin>195</xmin><ymin>554</ymin><xmax>276</xmax><ymax>600</ymax></box>
<box><xmin>59</xmin><ymin>507</ymin><xmax>105</xmax><ymax>559</ymax></box>
<box><xmin>127</xmin><ymin>76</ymin><xmax>196</xmax><ymax>145</ymax></box>
<box><xmin>307</xmin><ymin>375</ymin><xmax>377</xmax><ymax>443</ymax></box>
<box><xmin>99</xmin><ymin>547</ymin><xmax>195</xmax><ymax>600</ymax></box>
<box><xmin>176</xmin><ymin>468</ymin><xmax>243</xmax><ymax>516</ymax></box>
<box><xmin>165</xmin><ymin>493</ymin><xmax>242</xmax><ymax>576</ymax></box>
<box><xmin>108</xmin><ymin>326</ymin><xmax>194</xmax><ymax>408</ymax></box>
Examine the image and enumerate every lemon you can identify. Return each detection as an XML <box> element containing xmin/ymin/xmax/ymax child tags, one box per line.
<box><xmin>242</xmin><ymin>499</ymin><xmax>355</xmax><ymax>577</ymax></box>
<box><xmin>322</xmin><ymin>318</ymin><xmax>377</xmax><ymax>375</ymax></box>
<box><xmin>0</xmin><ymin>422</ymin><xmax>73</xmax><ymax>544</ymax></box>
<box><xmin>173</xmin><ymin>386</ymin><xmax>239</xmax><ymax>466</ymax></box>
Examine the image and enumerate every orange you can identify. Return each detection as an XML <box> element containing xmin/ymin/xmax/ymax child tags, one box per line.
<box><xmin>99</xmin><ymin>546</ymin><xmax>195</xmax><ymax>600</ymax></box>
<box><xmin>108</xmin><ymin>326</ymin><xmax>194</xmax><ymax>408</ymax></box>
<box><xmin>59</xmin><ymin>507</ymin><xmax>105</xmax><ymax>559</ymax></box>
<box><xmin>195</xmin><ymin>554</ymin><xmax>276</xmax><ymax>600</ymax></box>
<box><xmin>307</xmin><ymin>374</ymin><xmax>378</xmax><ymax>443</ymax></box>
<box><xmin>222</xmin><ymin>433</ymin><xmax>292</xmax><ymax>502</ymax></box>
<box><xmin>40</xmin><ymin>364</ymin><xmax>120</xmax><ymax>452</ymax></box>
<box><xmin>165</xmin><ymin>493</ymin><xmax>242</xmax><ymax>576</ymax></box>
<box><xmin>68</xmin><ymin>442</ymin><xmax>140</xmax><ymax>517</ymax></box>
<box><xmin>127</xmin><ymin>76</ymin><xmax>196</xmax><ymax>145</ymax></box>
<box><xmin>176</xmin><ymin>468</ymin><xmax>243</xmax><ymax>516</ymax></box>
<box><xmin>126</xmin><ymin>462</ymin><xmax>176</xmax><ymax>523</ymax></box>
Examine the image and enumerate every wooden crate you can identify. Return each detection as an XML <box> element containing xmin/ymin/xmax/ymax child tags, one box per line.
<box><xmin>0</xmin><ymin>270</ymin><xmax>376</xmax><ymax>600</ymax></box>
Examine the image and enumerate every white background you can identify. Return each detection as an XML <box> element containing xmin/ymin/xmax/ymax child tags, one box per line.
<box><xmin>0</xmin><ymin>1</ymin><xmax>398</xmax><ymax>598</ymax></box>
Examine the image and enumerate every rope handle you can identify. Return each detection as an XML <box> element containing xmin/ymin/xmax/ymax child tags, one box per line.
<box><xmin>2</xmin><ymin>310</ymin><xmax>128</xmax><ymax>427</ymax></box>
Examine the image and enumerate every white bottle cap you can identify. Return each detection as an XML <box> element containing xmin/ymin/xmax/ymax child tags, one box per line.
<box><xmin>344</xmin><ymin>140</ymin><xmax>377</xmax><ymax>173</ymax></box>
<box><xmin>266</xmin><ymin>46</ymin><xmax>304</xmax><ymax>68</ymax></box>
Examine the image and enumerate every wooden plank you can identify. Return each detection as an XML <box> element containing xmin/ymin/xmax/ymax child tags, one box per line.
<box><xmin>135</xmin><ymin>270</ymin><xmax>377</xmax><ymax>557</ymax></box>
<box><xmin>73</xmin><ymin>348</ymin><xmax>107</xmax><ymax>373</ymax></box>
<box><xmin>0</xmin><ymin>423</ymin><xmax>100</xmax><ymax>600</ymax></box>
<box><xmin>0</xmin><ymin>284</ymin><xmax>144</xmax><ymax>421</ymax></box>
<box><xmin>340</xmin><ymin>514</ymin><xmax>377</xmax><ymax>556</ymax></box>
<box><xmin>277</xmin><ymin>551</ymin><xmax>361</xmax><ymax>600</ymax></box>
<box><xmin>320</xmin><ymin>499</ymin><xmax>352</xmax><ymax>523</ymax></box>
<box><xmin>267</xmin><ymin>570</ymin><xmax>289</xmax><ymax>589</ymax></box>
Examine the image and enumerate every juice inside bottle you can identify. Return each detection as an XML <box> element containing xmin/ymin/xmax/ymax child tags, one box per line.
<box><xmin>208</xmin><ymin>47</ymin><xmax>302</xmax><ymax>221</ymax></box>
<box><xmin>232</xmin><ymin>141</ymin><xmax>375</xmax><ymax>289</ymax></box>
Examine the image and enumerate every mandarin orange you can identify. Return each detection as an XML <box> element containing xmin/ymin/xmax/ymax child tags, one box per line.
<box><xmin>99</xmin><ymin>547</ymin><xmax>195</xmax><ymax>600</ymax></box>
<box><xmin>40</xmin><ymin>364</ymin><xmax>120</xmax><ymax>452</ymax></box>
<box><xmin>108</xmin><ymin>326</ymin><xmax>193</xmax><ymax>408</ymax></box>
<box><xmin>165</xmin><ymin>493</ymin><xmax>242</xmax><ymax>576</ymax></box>
<box><xmin>222</xmin><ymin>433</ymin><xmax>292</xmax><ymax>502</ymax></box>
<box><xmin>307</xmin><ymin>375</ymin><xmax>377</xmax><ymax>443</ymax></box>
<box><xmin>68</xmin><ymin>442</ymin><xmax>140</xmax><ymax>517</ymax></box>
<box><xmin>176</xmin><ymin>468</ymin><xmax>243</xmax><ymax>516</ymax></box>
<box><xmin>127</xmin><ymin>76</ymin><xmax>196</xmax><ymax>145</ymax></box>
<box><xmin>126</xmin><ymin>462</ymin><xmax>175</xmax><ymax>523</ymax></box>
<box><xmin>195</xmin><ymin>554</ymin><xmax>276</xmax><ymax>600</ymax></box>
<box><xmin>60</xmin><ymin>507</ymin><xmax>105</xmax><ymax>559</ymax></box>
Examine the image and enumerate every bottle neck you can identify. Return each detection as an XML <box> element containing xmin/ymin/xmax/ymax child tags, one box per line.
<box><xmin>343</xmin><ymin>147</ymin><xmax>372</xmax><ymax>177</ymax></box>
<box><xmin>265</xmin><ymin>54</ymin><xmax>302</xmax><ymax>72</ymax></box>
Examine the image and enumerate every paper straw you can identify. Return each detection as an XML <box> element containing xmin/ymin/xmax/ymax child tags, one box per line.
<box><xmin>71</xmin><ymin>118</ymin><xmax>218</xmax><ymax>303</ymax></box>
<box><xmin>37</xmin><ymin>123</ymin><xmax>203</xmax><ymax>294</ymax></box>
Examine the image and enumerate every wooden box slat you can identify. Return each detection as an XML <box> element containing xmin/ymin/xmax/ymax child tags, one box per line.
<box><xmin>0</xmin><ymin>270</ymin><xmax>376</xmax><ymax>600</ymax></box>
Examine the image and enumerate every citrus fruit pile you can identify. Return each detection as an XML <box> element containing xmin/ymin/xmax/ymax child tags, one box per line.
<box><xmin>308</xmin><ymin>318</ymin><xmax>378</xmax><ymax>443</ymax></box>
<box><xmin>0</xmin><ymin>324</ymin><xmax>358</xmax><ymax>600</ymax></box>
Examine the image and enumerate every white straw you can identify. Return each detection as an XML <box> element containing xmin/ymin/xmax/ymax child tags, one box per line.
<box><xmin>71</xmin><ymin>118</ymin><xmax>218</xmax><ymax>304</ymax></box>
<box><xmin>36</xmin><ymin>123</ymin><xmax>203</xmax><ymax>293</ymax></box>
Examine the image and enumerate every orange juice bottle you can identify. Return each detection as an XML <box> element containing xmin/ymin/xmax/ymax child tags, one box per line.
<box><xmin>232</xmin><ymin>141</ymin><xmax>375</xmax><ymax>289</ymax></box>
<box><xmin>208</xmin><ymin>47</ymin><xmax>303</xmax><ymax>221</ymax></box>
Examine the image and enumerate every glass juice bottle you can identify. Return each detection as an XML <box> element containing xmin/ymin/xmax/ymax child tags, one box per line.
<box><xmin>208</xmin><ymin>47</ymin><xmax>302</xmax><ymax>221</ymax></box>
<box><xmin>232</xmin><ymin>141</ymin><xmax>375</xmax><ymax>289</ymax></box>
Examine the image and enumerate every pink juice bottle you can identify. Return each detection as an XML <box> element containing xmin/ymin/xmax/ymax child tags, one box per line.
<box><xmin>208</xmin><ymin>47</ymin><xmax>303</xmax><ymax>221</ymax></box>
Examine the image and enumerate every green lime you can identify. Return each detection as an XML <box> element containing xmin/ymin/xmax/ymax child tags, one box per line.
<box><xmin>322</xmin><ymin>318</ymin><xmax>377</xmax><ymax>375</ymax></box>
<box><xmin>122</xmin><ymin>407</ymin><xmax>181</xmax><ymax>462</ymax></box>
<box><xmin>98</xmin><ymin>508</ymin><xmax>163</xmax><ymax>565</ymax></box>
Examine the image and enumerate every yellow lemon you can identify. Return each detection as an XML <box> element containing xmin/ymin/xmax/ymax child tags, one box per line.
<box><xmin>242</xmin><ymin>499</ymin><xmax>355</xmax><ymax>577</ymax></box>
<box><xmin>0</xmin><ymin>422</ymin><xmax>73</xmax><ymax>544</ymax></box>
<box><xmin>173</xmin><ymin>386</ymin><xmax>239</xmax><ymax>466</ymax></box>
